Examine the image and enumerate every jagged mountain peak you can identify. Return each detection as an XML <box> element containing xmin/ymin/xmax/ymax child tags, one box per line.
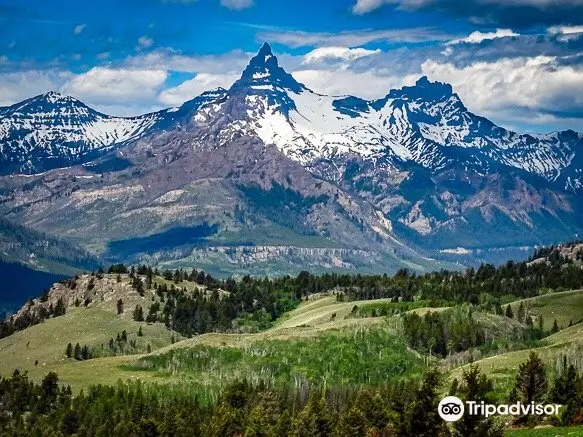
<box><xmin>387</xmin><ymin>76</ymin><xmax>455</xmax><ymax>103</ymax></box>
<box><xmin>230</xmin><ymin>42</ymin><xmax>304</xmax><ymax>93</ymax></box>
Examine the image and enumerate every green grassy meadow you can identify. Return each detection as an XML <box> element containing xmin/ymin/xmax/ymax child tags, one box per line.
<box><xmin>3</xmin><ymin>281</ymin><xmax>583</xmax><ymax>435</ymax></box>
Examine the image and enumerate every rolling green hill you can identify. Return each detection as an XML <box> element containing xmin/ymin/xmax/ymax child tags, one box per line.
<box><xmin>449</xmin><ymin>290</ymin><xmax>583</xmax><ymax>394</ymax></box>
<box><xmin>507</xmin><ymin>289</ymin><xmax>583</xmax><ymax>331</ymax></box>
<box><xmin>3</xmin><ymin>258</ymin><xmax>583</xmax><ymax>436</ymax></box>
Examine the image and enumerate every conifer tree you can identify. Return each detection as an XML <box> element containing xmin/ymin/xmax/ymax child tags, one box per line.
<box><xmin>505</xmin><ymin>305</ymin><xmax>514</xmax><ymax>319</ymax></box>
<box><xmin>452</xmin><ymin>364</ymin><xmax>503</xmax><ymax>437</ymax></box>
<box><xmin>81</xmin><ymin>345</ymin><xmax>91</xmax><ymax>360</ymax></box>
<box><xmin>73</xmin><ymin>343</ymin><xmax>81</xmax><ymax>360</ymax></box>
<box><xmin>517</xmin><ymin>302</ymin><xmax>526</xmax><ymax>323</ymax></box>
<box><xmin>274</xmin><ymin>410</ymin><xmax>292</xmax><ymax>437</ymax></box>
<box><xmin>244</xmin><ymin>405</ymin><xmax>271</xmax><ymax>437</ymax></box>
<box><xmin>336</xmin><ymin>406</ymin><xmax>367</xmax><ymax>437</ymax></box>
<box><xmin>291</xmin><ymin>392</ymin><xmax>333</xmax><ymax>437</ymax></box>
<box><xmin>133</xmin><ymin>305</ymin><xmax>144</xmax><ymax>322</ymax></box>
<box><xmin>514</xmin><ymin>352</ymin><xmax>548</xmax><ymax>405</ymax></box>
<box><xmin>403</xmin><ymin>368</ymin><xmax>448</xmax><ymax>437</ymax></box>
<box><xmin>549</xmin><ymin>356</ymin><xmax>579</xmax><ymax>406</ymax></box>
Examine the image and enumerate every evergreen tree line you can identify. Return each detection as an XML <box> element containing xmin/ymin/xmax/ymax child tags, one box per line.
<box><xmin>6</xmin><ymin>351</ymin><xmax>583</xmax><ymax>436</ymax></box>
<box><xmin>402</xmin><ymin>304</ymin><xmax>555</xmax><ymax>358</ymax></box>
<box><xmin>0</xmin><ymin>365</ymin><xmax>498</xmax><ymax>437</ymax></box>
<box><xmin>402</xmin><ymin>308</ymin><xmax>486</xmax><ymax>358</ymax></box>
<box><xmin>65</xmin><ymin>343</ymin><xmax>93</xmax><ymax>361</ymax></box>
<box><xmin>4</xmin><ymin>242</ymin><xmax>583</xmax><ymax>341</ymax></box>
<box><xmin>140</xmin><ymin>253</ymin><xmax>583</xmax><ymax>338</ymax></box>
<box><xmin>7</xmin><ymin>351</ymin><xmax>582</xmax><ymax>436</ymax></box>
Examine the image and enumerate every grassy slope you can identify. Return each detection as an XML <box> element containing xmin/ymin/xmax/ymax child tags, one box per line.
<box><xmin>0</xmin><ymin>294</ymin><xmax>404</xmax><ymax>390</ymax></box>
<box><xmin>508</xmin><ymin>289</ymin><xmax>583</xmax><ymax>331</ymax></box>
<box><xmin>450</xmin><ymin>290</ymin><xmax>583</xmax><ymax>389</ymax></box>
<box><xmin>0</xmin><ymin>274</ymin><xmax>183</xmax><ymax>388</ymax></box>
<box><xmin>4</xmin><ymin>286</ymin><xmax>583</xmax><ymax>396</ymax></box>
<box><xmin>147</xmin><ymin>294</ymin><xmax>392</xmax><ymax>354</ymax></box>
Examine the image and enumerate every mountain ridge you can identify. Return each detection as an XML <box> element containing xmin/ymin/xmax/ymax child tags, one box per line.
<box><xmin>2</xmin><ymin>43</ymin><xmax>581</xmax><ymax>183</ymax></box>
<box><xmin>1</xmin><ymin>43</ymin><xmax>582</xmax><ymax>276</ymax></box>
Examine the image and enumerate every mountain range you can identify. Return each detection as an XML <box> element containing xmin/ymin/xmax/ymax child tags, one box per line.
<box><xmin>1</xmin><ymin>42</ymin><xmax>582</xmax><ymax>277</ymax></box>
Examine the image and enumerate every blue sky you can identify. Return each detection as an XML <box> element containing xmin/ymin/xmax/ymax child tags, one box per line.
<box><xmin>1</xmin><ymin>0</ymin><xmax>583</xmax><ymax>132</ymax></box>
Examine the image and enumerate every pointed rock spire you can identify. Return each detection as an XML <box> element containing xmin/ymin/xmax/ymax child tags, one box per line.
<box><xmin>230</xmin><ymin>42</ymin><xmax>304</xmax><ymax>93</ymax></box>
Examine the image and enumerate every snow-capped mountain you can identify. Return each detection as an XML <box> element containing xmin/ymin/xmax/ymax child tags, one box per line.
<box><xmin>187</xmin><ymin>43</ymin><xmax>582</xmax><ymax>188</ymax></box>
<box><xmin>1</xmin><ymin>42</ymin><xmax>583</xmax><ymax>275</ymax></box>
<box><xmin>0</xmin><ymin>92</ymin><xmax>167</xmax><ymax>175</ymax></box>
<box><xmin>2</xmin><ymin>43</ymin><xmax>581</xmax><ymax>185</ymax></box>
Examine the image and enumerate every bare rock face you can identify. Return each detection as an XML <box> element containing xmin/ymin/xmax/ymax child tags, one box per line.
<box><xmin>13</xmin><ymin>274</ymin><xmax>135</xmax><ymax>322</ymax></box>
<box><xmin>1</xmin><ymin>43</ymin><xmax>583</xmax><ymax>275</ymax></box>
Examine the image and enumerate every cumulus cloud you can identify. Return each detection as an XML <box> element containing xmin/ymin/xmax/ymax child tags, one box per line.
<box><xmin>353</xmin><ymin>0</ymin><xmax>583</xmax><ymax>14</ymax></box>
<box><xmin>293</xmin><ymin>69</ymin><xmax>416</xmax><ymax>99</ymax></box>
<box><xmin>351</xmin><ymin>0</ymin><xmax>583</xmax><ymax>28</ymax></box>
<box><xmin>158</xmin><ymin>72</ymin><xmax>240</xmax><ymax>105</ymax></box>
<box><xmin>125</xmin><ymin>49</ymin><xmax>251</xmax><ymax>73</ymax></box>
<box><xmin>0</xmin><ymin>70</ymin><xmax>72</xmax><ymax>106</ymax></box>
<box><xmin>420</xmin><ymin>55</ymin><xmax>583</xmax><ymax>128</ymax></box>
<box><xmin>220</xmin><ymin>0</ymin><xmax>254</xmax><ymax>10</ymax></box>
<box><xmin>258</xmin><ymin>28</ymin><xmax>453</xmax><ymax>48</ymax></box>
<box><xmin>548</xmin><ymin>25</ymin><xmax>583</xmax><ymax>41</ymax></box>
<box><xmin>302</xmin><ymin>47</ymin><xmax>381</xmax><ymax>64</ymax></box>
<box><xmin>446</xmin><ymin>29</ymin><xmax>519</xmax><ymax>45</ymax></box>
<box><xmin>60</xmin><ymin>67</ymin><xmax>168</xmax><ymax>105</ymax></box>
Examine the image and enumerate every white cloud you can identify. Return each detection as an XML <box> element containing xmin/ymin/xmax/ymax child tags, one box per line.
<box><xmin>73</xmin><ymin>24</ymin><xmax>86</xmax><ymax>35</ymax></box>
<box><xmin>352</xmin><ymin>0</ymin><xmax>583</xmax><ymax>14</ymax></box>
<box><xmin>125</xmin><ymin>49</ymin><xmax>251</xmax><ymax>73</ymax></box>
<box><xmin>292</xmin><ymin>69</ymin><xmax>416</xmax><ymax>99</ymax></box>
<box><xmin>0</xmin><ymin>70</ymin><xmax>72</xmax><ymax>106</ymax></box>
<box><xmin>548</xmin><ymin>25</ymin><xmax>583</xmax><ymax>41</ymax></box>
<box><xmin>259</xmin><ymin>28</ymin><xmax>452</xmax><ymax>48</ymax></box>
<box><xmin>158</xmin><ymin>72</ymin><xmax>239</xmax><ymax>105</ymax></box>
<box><xmin>302</xmin><ymin>47</ymin><xmax>381</xmax><ymax>64</ymax></box>
<box><xmin>137</xmin><ymin>36</ymin><xmax>154</xmax><ymax>49</ymax></box>
<box><xmin>353</xmin><ymin>0</ymin><xmax>393</xmax><ymax>14</ymax></box>
<box><xmin>446</xmin><ymin>29</ymin><xmax>519</xmax><ymax>45</ymax></box>
<box><xmin>419</xmin><ymin>56</ymin><xmax>583</xmax><ymax>129</ymax></box>
<box><xmin>60</xmin><ymin>67</ymin><xmax>168</xmax><ymax>105</ymax></box>
<box><xmin>220</xmin><ymin>0</ymin><xmax>254</xmax><ymax>9</ymax></box>
<box><xmin>165</xmin><ymin>0</ymin><xmax>254</xmax><ymax>7</ymax></box>
<box><xmin>85</xmin><ymin>103</ymin><xmax>167</xmax><ymax>117</ymax></box>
